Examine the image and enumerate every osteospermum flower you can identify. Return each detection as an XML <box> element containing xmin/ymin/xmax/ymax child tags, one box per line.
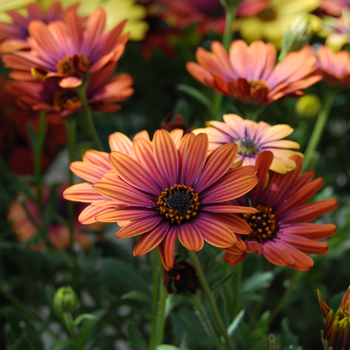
<box><xmin>319</xmin><ymin>11</ymin><xmax>350</xmax><ymax>52</ymax></box>
<box><xmin>193</xmin><ymin>114</ymin><xmax>302</xmax><ymax>173</ymax></box>
<box><xmin>41</xmin><ymin>0</ymin><xmax>149</xmax><ymax>40</ymax></box>
<box><xmin>237</xmin><ymin>0</ymin><xmax>320</xmax><ymax>48</ymax></box>
<box><xmin>318</xmin><ymin>0</ymin><xmax>350</xmax><ymax>16</ymax></box>
<box><xmin>2</xmin><ymin>8</ymin><xmax>129</xmax><ymax>88</ymax></box>
<box><xmin>7</xmin><ymin>63</ymin><xmax>134</xmax><ymax>123</ymax></box>
<box><xmin>0</xmin><ymin>2</ymin><xmax>72</xmax><ymax>53</ymax></box>
<box><xmin>315</xmin><ymin>45</ymin><xmax>350</xmax><ymax>86</ymax></box>
<box><xmin>186</xmin><ymin>40</ymin><xmax>321</xmax><ymax>105</ymax></box>
<box><xmin>8</xmin><ymin>185</ymin><xmax>91</xmax><ymax>251</ymax></box>
<box><xmin>160</xmin><ymin>0</ymin><xmax>267</xmax><ymax>35</ymax></box>
<box><xmin>65</xmin><ymin>130</ymin><xmax>259</xmax><ymax>270</ymax></box>
<box><xmin>63</xmin><ymin>129</ymin><xmax>184</xmax><ymax>226</ymax></box>
<box><xmin>223</xmin><ymin>151</ymin><xmax>338</xmax><ymax>270</ymax></box>
<box><xmin>318</xmin><ymin>287</ymin><xmax>350</xmax><ymax>350</ymax></box>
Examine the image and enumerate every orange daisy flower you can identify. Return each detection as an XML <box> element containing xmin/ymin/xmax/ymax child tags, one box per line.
<box><xmin>223</xmin><ymin>152</ymin><xmax>338</xmax><ymax>270</ymax></box>
<box><xmin>0</xmin><ymin>2</ymin><xmax>75</xmax><ymax>53</ymax></box>
<box><xmin>63</xmin><ymin>129</ymin><xmax>184</xmax><ymax>227</ymax></box>
<box><xmin>193</xmin><ymin>114</ymin><xmax>302</xmax><ymax>173</ymax></box>
<box><xmin>2</xmin><ymin>8</ymin><xmax>129</xmax><ymax>88</ymax></box>
<box><xmin>7</xmin><ymin>63</ymin><xmax>134</xmax><ymax>124</ymax></box>
<box><xmin>315</xmin><ymin>45</ymin><xmax>350</xmax><ymax>86</ymax></box>
<box><xmin>64</xmin><ymin>130</ymin><xmax>259</xmax><ymax>270</ymax></box>
<box><xmin>186</xmin><ymin>40</ymin><xmax>321</xmax><ymax>104</ymax></box>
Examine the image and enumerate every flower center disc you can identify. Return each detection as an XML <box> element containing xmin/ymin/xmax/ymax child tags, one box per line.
<box><xmin>242</xmin><ymin>205</ymin><xmax>276</xmax><ymax>242</ymax></box>
<box><xmin>157</xmin><ymin>184</ymin><xmax>200</xmax><ymax>224</ymax></box>
<box><xmin>56</xmin><ymin>54</ymin><xmax>91</xmax><ymax>75</ymax></box>
<box><xmin>257</xmin><ymin>7</ymin><xmax>277</xmax><ymax>21</ymax></box>
<box><xmin>53</xmin><ymin>91</ymin><xmax>82</xmax><ymax>110</ymax></box>
<box><xmin>236</xmin><ymin>138</ymin><xmax>259</xmax><ymax>156</ymax></box>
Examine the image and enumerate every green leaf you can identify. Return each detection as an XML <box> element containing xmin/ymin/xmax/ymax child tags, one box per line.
<box><xmin>77</xmin><ymin>309</ymin><xmax>106</xmax><ymax>350</ymax></box>
<box><xmin>227</xmin><ymin>309</ymin><xmax>245</xmax><ymax>336</ymax></box>
<box><xmin>73</xmin><ymin>313</ymin><xmax>98</xmax><ymax>326</ymax></box>
<box><xmin>126</xmin><ymin>321</ymin><xmax>148</xmax><ymax>350</ymax></box>
<box><xmin>179</xmin><ymin>333</ymin><xmax>189</xmax><ymax>350</ymax></box>
<box><xmin>121</xmin><ymin>290</ymin><xmax>152</xmax><ymax>303</ymax></box>
<box><xmin>45</xmin><ymin>286</ymin><xmax>56</xmax><ymax>308</ymax></box>
<box><xmin>100</xmin><ymin>258</ymin><xmax>150</xmax><ymax>297</ymax></box>
<box><xmin>280</xmin><ymin>318</ymin><xmax>299</xmax><ymax>348</ymax></box>
<box><xmin>177</xmin><ymin>84</ymin><xmax>212</xmax><ymax>109</ymax></box>
<box><xmin>50</xmin><ymin>339</ymin><xmax>73</xmax><ymax>350</ymax></box>
<box><xmin>211</xmin><ymin>269</ymin><xmax>236</xmax><ymax>293</ymax></box>
<box><xmin>242</xmin><ymin>271</ymin><xmax>274</xmax><ymax>293</ymax></box>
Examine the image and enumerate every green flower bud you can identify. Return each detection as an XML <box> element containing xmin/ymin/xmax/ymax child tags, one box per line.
<box><xmin>280</xmin><ymin>14</ymin><xmax>314</xmax><ymax>60</ymax></box>
<box><xmin>54</xmin><ymin>286</ymin><xmax>77</xmax><ymax>313</ymax></box>
<box><xmin>296</xmin><ymin>95</ymin><xmax>321</xmax><ymax>118</ymax></box>
<box><xmin>318</xmin><ymin>287</ymin><xmax>350</xmax><ymax>350</ymax></box>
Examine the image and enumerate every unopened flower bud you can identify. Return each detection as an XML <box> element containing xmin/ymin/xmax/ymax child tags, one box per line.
<box><xmin>280</xmin><ymin>14</ymin><xmax>314</xmax><ymax>60</ymax></box>
<box><xmin>296</xmin><ymin>95</ymin><xmax>321</xmax><ymax>118</ymax></box>
<box><xmin>54</xmin><ymin>286</ymin><xmax>77</xmax><ymax>313</ymax></box>
<box><xmin>318</xmin><ymin>287</ymin><xmax>350</xmax><ymax>350</ymax></box>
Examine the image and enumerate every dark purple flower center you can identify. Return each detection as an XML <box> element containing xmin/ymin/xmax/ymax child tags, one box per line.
<box><xmin>56</xmin><ymin>54</ymin><xmax>91</xmax><ymax>76</ymax></box>
<box><xmin>236</xmin><ymin>138</ymin><xmax>259</xmax><ymax>156</ymax></box>
<box><xmin>157</xmin><ymin>184</ymin><xmax>200</xmax><ymax>224</ymax></box>
<box><xmin>242</xmin><ymin>205</ymin><xmax>276</xmax><ymax>242</ymax></box>
<box><xmin>53</xmin><ymin>91</ymin><xmax>82</xmax><ymax>110</ymax></box>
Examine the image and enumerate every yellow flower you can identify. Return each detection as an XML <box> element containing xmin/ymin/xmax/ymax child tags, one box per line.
<box><xmin>40</xmin><ymin>0</ymin><xmax>149</xmax><ymax>40</ymax></box>
<box><xmin>0</xmin><ymin>0</ymin><xmax>32</xmax><ymax>21</ymax></box>
<box><xmin>236</xmin><ymin>0</ymin><xmax>321</xmax><ymax>48</ymax></box>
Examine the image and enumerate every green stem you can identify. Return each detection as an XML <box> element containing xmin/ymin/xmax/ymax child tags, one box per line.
<box><xmin>244</xmin><ymin>105</ymin><xmax>265</xmax><ymax>121</ymax></box>
<box><xmin>303</xmin><ymin>92</ymin><xmax>335</xmax><ymax>171</ymax></box>
<box><xmin>211</xmin><ymin>93</ymin><xmax>223</xmax><ymax>121</ymax></box>
<box><xmin>188</xmin><ymin>251</ymin><xmax>235</xmax><ymax>350</ymax></box>
<box><xmin>189</xmin><ymin>293</ymin><xmax>224</xmax><ymax>350</ymax></box>
<box><xmin>232</xmin><ymin>262</ymin><xmax>242</xmax><ymax>317</ymax></box>
<box><xmin>63</xmin><ymin>312</ymin><xmax>78</xmax><ymax>345</ymax></box>
<box><xmin>222</xmin><ymin>7</ymin><xmax>236</xmax><ymax>51</ymax></box>
<box><xmin>65</xmin><ymin>119</ymin><xmax>77</xmax><ymax>252</ymax></box>
<box><xmin>75</xmin><ymin>82</ymin><xmax>104</xmax><ymax>152</ymax></box>
<box><xmin>149</xmin><ymin>250</ymin><xmax>160</xmax><ymax>349</ymax></box>
<box><xmin>268</xmin><ymin>270</ymin><xmax>303</xmax><ymax>325</ymax></box>
<box><xmin>34</xmin><ymin>111</ymin><xmax>46</xmax><ymax>213</ymax></box>
<box><xmin>155</xmin><ymin>272</ymin><xmax>167</xmax><ymax>346</ymax></box>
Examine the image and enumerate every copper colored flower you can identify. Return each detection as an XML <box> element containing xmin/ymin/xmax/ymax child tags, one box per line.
<box><xmin>193</xmin><ymin>114</ymin><xmax>302</xmax><ymax>174</ymax></box>
<box><xmin>7</xmin><ymin>63</ymin><xmax>134</xmax><ymax>123</ymax></box>
<box><xmin>186</xmin><ymin>40</ymin><xmax>321</xmax><ymax>104</ymax></box>
<box><xmin>160</xmin><ymin>0</ymin><xmax>267</xmax><ymax>35</ymax></box>
<box><xmin>65</xmin><ymin>130</ymin><xmax>259</xmax><ymax>270</ymax></box>
<box><xmin>315</xmin><ymin>45</ymin><xmax>350</xmax><ymax>86</ymax></box>
<box><xmin>0</xmin><ymin>2</ymin><xmax>73</xmax><ymax>53</ymax></box>
<box><xmin>2</xmin><ymin>8</ymin><xmax>129</xmax><ymax>88</ymax></box>
<box><xmin>318</xmin><ymin>287</ymin><xmax>350</xmax><ymax>350</ymax></box>
<box><xmin>8</xmin><ymin>185</ymin><xmax>92</xmax><ymax>251</ymax></box>
<box><xmin>318</xmin><ymin>0</ymin><xmax>350</xmax><ymax>16</ymax></box>
<box><xmin>223</xmin><ymin>151</ymin><xmax>337</xmax><ymax>270</ymax></box>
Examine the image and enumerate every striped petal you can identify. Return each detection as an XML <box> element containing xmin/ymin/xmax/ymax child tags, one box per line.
<box><xmin>133</xmin><ymin>221</ymin><xmax>170</xmax><ymax>256</ymax></box>
<box><xmin>201</xmin><ymin>204</ymin><xmax>257</xmax><ymax>214</ymax></box>
<box><xmin>95</xmin><ymin>207</ymin><xmax>158</xmax><ymax>222</ymax></box>
<box><xmin>262</xmin><ymin>240</ymin><xmax>295</xmax><ymax>266</ymax></box>
<box><xmin>153</xmin><ymin>129</ymin><xmax>179</xmax><ymax>187</ymax></box>
<box><xmin>78</xmin><ymin>205</ymin><xmax>109</xmax><ymax>224</ymax></box>
<box><xmin>159</xmin><ymin>225</ymin><xmax>178</xmax><ymax>270</ymax></box>
<box><xmin>178</xmin><ymin>222</ymin><xmax>204</xmax><ymax>251</ymax></box>
<box><xmin>109</xmin><ymin>151</ymin><xmax>159</xmax><ymax>195</ymax></box>
<box><xmin>70</xmin><ymin>162</ymin><xmax>107</xmax><ymax>182</ymax></box>
<box><xmin>63</xmin><ymin>183</ymin><xmax>105</xmax><ymax>202</ymax></box>
<box><xmin>115</xmin><ymin>216</ymin><xmax>163</xmax><ymax>238</ymax></box>
<box><xmin>109</xmin><ymin>131</ymin><xmax>132</xmax><ymax>154</ymax></box>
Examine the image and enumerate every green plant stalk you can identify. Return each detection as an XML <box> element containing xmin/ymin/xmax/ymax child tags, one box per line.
<box><xmin>65</xmin><ymin>118</ymin><xmax>76</xmax><ymax>252</ymax></box>
<box><xmin>75</xmin><ymin>82</ymin><xmax>104</xmax><ymax>152</ymax></box>
<box><xmin>149</xmin><ymin>250</ymin><xmax>160</xmax><ymax>349</ymax></box>
<box><xmin>188</xmin><ymin>251</ymin><xmax>235</xmax><ymax>350</ymax></box>
<box><xmin>303</xmin><ymin>92</ymin><xmax>335</xmax><ymax>171</ymax></box>
<box><xmin>63</xmin><ymin>312</ymin><xmax>78</xmax><ymax>346</ymax></box>
<box><xmin>232</xmin><ymin>262</ymin><xmax>242</xmax><ymax>317</ymax></box>
<box><xmin>189</xmin><ymin>293</ymin><xmax>224</xmax><ymax>350</ymax></box>
<box><xmin>34</xmin><ymin>111</ymin><xmax>46</xmax><ymax>213</ymax></box>
<box><xmin>155</xmin><ymin>271</ymin><xmax>167</xmax><ymax>346</ymax></box>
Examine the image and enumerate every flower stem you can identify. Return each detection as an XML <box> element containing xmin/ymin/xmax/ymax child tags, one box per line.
<box><xmin>63</xmin><ymin>312</ymin><xmax>78</xmax><ymax>348</ymax></box>
<box><xmin>303</xmin><ymin>92</ymin><xmax>335</xmax><ymax>171</ymax></box>
<box><xmin>34</xmin><ymin>111</ymin><xmax>46</xmax><ymax>213</ymax></box>
<box><xmin>65</xmin><ymin>118</ymin><xmax>77</xmax><ymax>252</ymax></box>
<box><xmin>75</xmin><ymin>83</ymin><xmax>104</xmax><ymax>152</ymax></box>
<box><xmin>232</xmin><ymin>262</ymin><xmax>242</xmax><ymax>317</ymax></box>
<box><xmin>189</xmin><ymin>292</ymin><xmax>224</xmax><ymax>350</ymax></box>
<box><xmin>188</xmin><ymin>250</ymin><xmax>235</xmax><ymax>350</ymax></box>
<box><xmin>149</xmin><ymin>251</ymin><xmax>167</xmax><ymax>348</ymax></box>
